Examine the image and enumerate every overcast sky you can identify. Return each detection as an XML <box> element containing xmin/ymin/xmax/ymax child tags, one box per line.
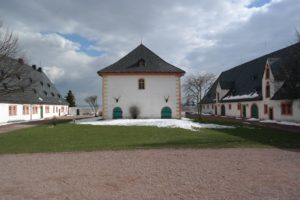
<box><xmin>0</xmin><ymin>0</ymin><xmax>299</xmax><ymax>105</ymax></box>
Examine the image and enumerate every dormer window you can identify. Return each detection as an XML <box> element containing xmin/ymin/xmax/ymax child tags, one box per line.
<box><xmin>138</xmin><ymin>59</ymin><xmax>145</xmax><ymax>67</ymax></box>
<box><xmin>266</xmin><ymin>82</ymin><xmax>270</xmax><ymax>98</ymax></box>
<box><xmin>265</xmin><ymin>66</ymin><xmax>270</xmax><ymax>79</ymax></box>
<box><xmin>138</xmin><ymin>78</ymin><xmax>145</xmax><ymax>90</ymax></box>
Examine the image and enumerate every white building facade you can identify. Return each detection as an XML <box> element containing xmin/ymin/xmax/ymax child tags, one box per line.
<box><xmin>0</xmin><ymin>104</ymin><xmax>68</xmax><ymax>124</ymax></box>
<box><xmin>0</xmin><ymin>57</ymin><xmax>69</xmax><ymax>124</ymax></box>
<box><xmin>98</xmin><ymin>44</ymin><xmax>185</xmax><ymax>119</ymax></box>
<box><xmin>202</xmin><ymin>43</ymin><xmax>300</xmax><ymax>123</ymax></box>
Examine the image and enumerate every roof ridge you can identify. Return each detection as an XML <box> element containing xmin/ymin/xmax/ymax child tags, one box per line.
<box><xmin>222</xmin><ymin>42</ymin><xmax>300</xmax><ymax>73</ymax></box>
<box><xmin>98</xmin><ymin>44</ymin><xmax>185</xmax><ymax>74</ymax></box>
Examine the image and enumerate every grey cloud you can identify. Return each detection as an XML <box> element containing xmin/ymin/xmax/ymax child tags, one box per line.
<box><xmin>0</xmin><ymin>0</ymin><xmax>299</xmax><ymax>105</ymax></box>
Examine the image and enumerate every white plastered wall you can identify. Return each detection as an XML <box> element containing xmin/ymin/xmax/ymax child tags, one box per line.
<box><xmin>102</xmin><ymin>74</ymin><xmax>181</xmax><ymax>119</ymax></box>
<box><xmin>201</xmin><ymin>65</ymin><xmax>300</xmax><ymax>123</ymax></box>
<box><xmin>0</xmin><ymin>103</ymin><xmax>69</xmax><ymax>124</ymax></box>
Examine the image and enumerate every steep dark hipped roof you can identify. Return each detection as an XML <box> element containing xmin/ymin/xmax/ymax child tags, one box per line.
<box><xmin>202</xmin><ymin>42</ymin><xmax>300</xmax><ymax>104</ymax></box>
<box><xmin>0</xmin><ymin>57</ymin><xmax>68</xmax><ymax>105</ymax></box>
<box><xmin>98</xmin><ymin>44</ymin><xmax>185</xmax><ymax>74</ymax></box>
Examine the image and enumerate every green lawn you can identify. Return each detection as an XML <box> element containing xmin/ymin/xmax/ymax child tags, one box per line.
<box><xmin>0</xmin><ymin>122</ymin><xmax>299</xmax><ymax>154</ymax></box>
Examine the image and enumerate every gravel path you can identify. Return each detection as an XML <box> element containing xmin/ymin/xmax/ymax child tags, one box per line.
<box><xmin>0</xmin><ymin>149</ymin><xmax>299</xmax><ymax>200</ymax></box>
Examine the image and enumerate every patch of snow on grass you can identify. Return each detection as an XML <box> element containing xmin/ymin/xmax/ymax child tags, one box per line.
<box><xmin>201</xmin><ymin>113</ymin><xmax>212</xmax><ymax>116</ymax></box>
<box><xmin>0</xmin><ymin>119</ymin><xmax>44</xmax><ymax>126</ymax></box>
<box><xmin>276</xmin><ymin>121</ymin><xmax>300</xmax><ymax>127</ymax></box>
<box><xmin>247</xmin><ymin>118</ymin><xmax>260</xmax><ymax>121</ymax></box>
<box><xmin>0</xmin><ymin>122</ymin><xmax>10</xmax><ymax>126</ymax></box>
<box><xmin>260</xmin><ymin>120</ymin><xmax>300</xmax><ymax>127</ymax></box>
<box><xmin>260</xmin><ymin>120</ymin><xmax>277</xmax><ymax>123</ymax></box>
<box><xmin>77</xmin><ymin>117</ymin><xmax>233</xmax><ymax>131</ymax></box>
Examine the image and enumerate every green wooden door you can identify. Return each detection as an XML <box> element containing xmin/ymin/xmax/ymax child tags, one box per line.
<box><xmin>113</xmin><ymin>107</ymin><xmax>122</xmax><ymax>119</ymax></box>
<box><xmin>251</xmin><ymin>104</ymin><xmax>258</xmax><ymax>118</ymax></box>
<box><xmin>161</xmin><ymin>107</ymin><xmax>172</xmax><ymax>119</ymax></box>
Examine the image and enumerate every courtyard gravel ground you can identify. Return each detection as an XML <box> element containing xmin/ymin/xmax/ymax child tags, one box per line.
<box><xmin>0</xmin><ymin>149</ymin><xmax>299</xmax><ymax>200</ymax></box>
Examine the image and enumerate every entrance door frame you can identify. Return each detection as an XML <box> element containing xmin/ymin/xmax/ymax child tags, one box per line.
<box><xmin>269</xmin><ymin>107</ymin><xmax>273</xmax><ymax>120</ymax></box>
<box><xmin>251</xmin><ymin>104</ymin><xmax>259</xmax><ymax>119</ymax></box>
<box><xmin>161</xmin><ymin>107</ymin><xmax>172</xmax><ymax>119</ymax></box>
<box><xmin>40</xmin><ymin>105</ymin><xmax>43</xmax><ymax>118</ymax></box>
<box><xmin>113</xmin><ymin>107</ymin><xmax>123</xmax><ymax>119</ymax></box>
<box><xmin>221</xmin><ymin>104</ymin><xmax>226</xmax><ymax>116</ymax></box>
<box><xmin>242</xmin><ymin>105</ymin><xmax>247</xmax><ymax>118</ymax></box>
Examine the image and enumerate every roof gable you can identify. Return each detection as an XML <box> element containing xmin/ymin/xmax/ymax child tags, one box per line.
<box><xmin>202</xmin><ymin>42</ymin><xmax>300</xmax><ymax>103</ymax></box>
<box><xmin>0</xmin><ymin>57</ymin><xmax>68</xmax><ymax>105</ymax></box>
<box><xmin>98</xmin><ymin>44</ymin><xmax>185</xmax><ymax>74</ymax></box>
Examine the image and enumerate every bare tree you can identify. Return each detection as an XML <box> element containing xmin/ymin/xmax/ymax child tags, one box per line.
<box><xmin>85</xmin><ymin>95</ymin><xmax>99</xmax><ymax>116</ymax></box>
<box><xmin>277</xmin><ymin>43</ymin><xmax>300</xmax><ymax>99</ymax></box>
<box><xmin>0</xmin><ymin>21</ymin><xmax>33</xmax><ymax>96</ymax></box>
<box><xmin>0</xmin><ymin>21</ymin><xmax>18</xmax><ymax>58</ymax></box>
<box><xmin>183</xmin><ymin>73</ymin><xmax>216</xmax><ymax>118</ymax></box>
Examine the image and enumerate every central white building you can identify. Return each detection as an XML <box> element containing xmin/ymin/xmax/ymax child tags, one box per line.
<box><xmin>98</xmin><ymin>44</ymin><xmax>185</xmax><ymax>119</ymax></box>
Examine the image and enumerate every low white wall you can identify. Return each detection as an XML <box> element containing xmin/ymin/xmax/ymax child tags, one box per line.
<box><xmin>0</xmin><ymin>103</ymin><xmax>69</xmax><ymax>124</ymax></box>
<box><xmin>68</xmin><ymin>107</ymin><xmax>94</xmax><ymax>115</ymax></box>
<box><xmin>202</xmin><ymin>99</ymin><xmax>300</xmax><ymax>123</ymax></box>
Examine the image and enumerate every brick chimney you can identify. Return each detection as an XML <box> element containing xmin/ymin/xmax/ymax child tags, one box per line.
<box><xmin>32</xmin><ymin>65</ymin><xmax>36</xmax><ymax>70</ymax></box>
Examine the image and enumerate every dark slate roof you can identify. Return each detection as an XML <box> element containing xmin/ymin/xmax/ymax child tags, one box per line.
<box><xmin>267</xmin><ymin>58</ymin><xmax>285</xmax><ymax>81</ymax></box>
<box><xmin>98</xmin><ymin>44</ymin><xmax>185</xmax><ymax>74</ymax></box>
<box><xmin>0</xmin><ymin>57</ymin><xmax>68</xmax><ymax>105</ymax></box>
<box><xmin>202</xmin><ymin>42</ymin><xmax>300</xmax><ymax>104</ymax></box>
<box><xmin>272</xmin><ymin>80</ymin><xmax>300</xmax><ymax>100</ymax></box>
<box><xmin>219</xmin><ymin>81</ymin><xmax>234</xmax><ymax>90</ymax></box>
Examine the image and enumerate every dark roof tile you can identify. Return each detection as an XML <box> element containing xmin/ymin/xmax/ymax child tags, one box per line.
<box><xmin>0</xmin><ymin>57</ymin><xmax>68</xmax><ymax>105</ymax></box>
<box><xmin>202</xmin><ymin>42</ymin><xmax>300</xmax><ymax>103</ymax></box>
<box><xmin>98</xmin><ymin>44</ymin><xmax>185</xmax><ymax>74</ymax></box>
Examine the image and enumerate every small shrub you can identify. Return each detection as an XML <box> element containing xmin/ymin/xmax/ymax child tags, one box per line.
<box><xmin>52</xmin><ymin>116</ymin><xmax>57</xmax><ymax>126</ymax></box>
<box><xmin>129</xmin><ymin>106</ymin><xmax>140</xmax><ymax>119</ymax></box>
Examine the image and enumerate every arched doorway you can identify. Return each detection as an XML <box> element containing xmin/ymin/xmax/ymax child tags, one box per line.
<box><xmin>113</xmin><ymin>107</ymin><xmax>122</xmax><ymax>119</ymax></box>
<box><xmin>221</xmin><ymin>105</ymin><xmax>226</xmax><ymax>116</ymax></box>
<box><xmin>161</xmin><ymin>107</ymin><xmax>172</xmax><ymax>119</ymax></box>
<box><xmin>269</xmin><ymin>107</ymin><xmax>273</xmax><ymax>120</ymax></box>
<box><xmin>251</xmin><ymin>104</ymin><xmax>259</xmax><ymax>119</ymax></box>
<box><xmin>242</xmin><ymin>105</ymin><xmax>247</xmax><ymax>118</ymax></box>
